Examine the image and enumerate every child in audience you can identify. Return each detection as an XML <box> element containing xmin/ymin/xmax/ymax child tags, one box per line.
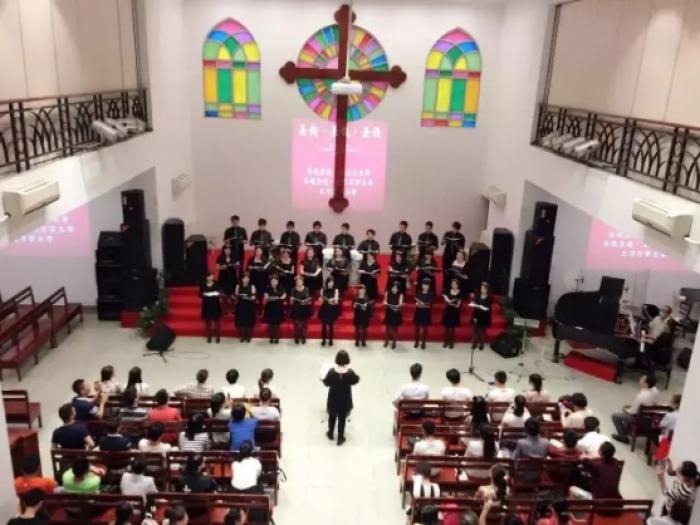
<box><xmin>125</xmin><ymin>366</ymin><xmax>148</xmax><ymax>396</ymax></box>
<box><xmin>393</xmin><ymin>363</ymin><xmax>429</xmax><ymax>406</ymax></box>
<box><xmin>178</xmin><ymin>413</ymin><xmax>210</xmax><ymax>453</ymax></box>
<box><xmin>70</xmin><ymin>379</ymin><xmax>107</xmax><ymax>421</ymax></box>
<box><xmin>486</xmin><ymin>371</ymin><xmax>515</xmax><ymax>403</ymax></box>
<box><xmin>252</xmin><ymin>388</ymin><xmax>280</xmax><ymax>421</ymax></box>
<box><xmin>138</xmin><ymin>422</ymin><xmax>174</xmax><ymax>454</ymax></box>
<box><xmin>147</xmin><ymin>389</ymin><xmax>181</xmax><ymax>422</ymax></box>
<box><xmin>502</xmin><ymin>395</ymin><xmax>530</xmax><ymax>428</ymax></box>
<box><xmin>221</xmin><ymin>369</ymin><xmax>246</xmax><ymax>399</ymax></box>
<box><xmin>524</xmin><ymin>373</ymin><xmax>550</xmax><ymax>403</ymax></box>
<box><xmin>61</xmin><ymin>457</ymin><xmax>103</xmax><ymax>494</ymax></box>
<box><xmin>14</xmin><ymin>456</ymin><xmax>57</xmax><ymax>495</ymax></box>
<box><xmin>120</xmin><ymin>457</ymin><xmax>157</xmax><ymax>502</ymax></box>
<box><xmin>94</xmin><ymin>365</ymin><xmax>122</xmax><ymax>395</ymax></box>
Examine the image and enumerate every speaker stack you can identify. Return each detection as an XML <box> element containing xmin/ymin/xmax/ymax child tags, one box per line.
<box><xmin>467</xmin><ymin>242</ymin><xmax>491</xmax><ymax>294</ymax></box>
<box><xmin>488</xmin><ymin>228</ymin><xmax>514</xmax><ymax>296</ymax></box>
<box><xmin>186</xmin><ymin>234</ymin><xmax>208</xmax><ymax>285</ymax></box>
<box><xmin>162</xmin><ymin>219</ymin><xmax>186</xmax><ymax>286</ymax></box>
<box><xmin>95</xmin><ymin>231</ymin><xmax>123</xmax><ymax>320</ymax></box>
<box><xmin>513</xmin><ymin>201</ymin><xmax>558</xmax><ymax>320</ymax></box>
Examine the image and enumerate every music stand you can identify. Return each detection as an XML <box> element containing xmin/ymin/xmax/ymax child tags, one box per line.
<box><xmin>466</xmin><ymin>344</ymin><xmax>487</xmax><ymax>383</ymax></box>
<box><xmin>508</xmin><ymin>317</ymin><xmax>542</xmax><ymax>381</ymax></box>
<box><xmin>143</xmin><ymin>347</ymin><xmax>173</xmax><ymax>363</ymax></box>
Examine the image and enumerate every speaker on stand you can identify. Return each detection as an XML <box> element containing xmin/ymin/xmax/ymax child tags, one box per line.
<box><xmin>489</xmin><ymin>228</ymin><xmax>514</xmax><ymax>296</ymax></box>
<box><xmin>162</xmin><ymin>219</ymin><xmax>186</xmax><ymax>286</ymax></box>
<box><xmin>186</xmin><ymin>235</ymin><xmax>208</xmax><ymax>285</ymax></box>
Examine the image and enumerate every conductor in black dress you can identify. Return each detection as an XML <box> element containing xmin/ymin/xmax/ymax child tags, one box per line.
<box><xmin>200</xmin><ymin>271</ymin><xmax>222</xmax><ymax>344</ymax></box>
<box><xmin>470</xmin><ymin>282</ymin><xmax>492</xmax><ymax>350</ymax></box>
<box><xmin>323</xmin><ymin>350</ymin><xmax>360</xmax><ymax>446</ymax></box>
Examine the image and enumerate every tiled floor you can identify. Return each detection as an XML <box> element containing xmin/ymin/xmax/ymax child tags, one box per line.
<box><xmin>3</xmin><ymin>314</ymin><xmax>685</xmax><ymax>524</ymax></box>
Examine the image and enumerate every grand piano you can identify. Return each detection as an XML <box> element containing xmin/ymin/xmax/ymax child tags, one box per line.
<box><xmin>552</xmin><ymin>277</ymin><xmax>639</xmax><ymax>381</ymax></box>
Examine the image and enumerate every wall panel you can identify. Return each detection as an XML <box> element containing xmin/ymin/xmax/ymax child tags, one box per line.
<box><xmin>0</xmin><ymin>0</ymin><xmax>28</xmax><ymax>100</ymax></box>
<box><xmin>18</xmin><ymin>0</ymin><xmax>58</xmax><ymax>97</ymax></box>
<box><xmin>666</xmin><ymin>0</ymin><xmax>700</xmax><ymax>126</ymax></box>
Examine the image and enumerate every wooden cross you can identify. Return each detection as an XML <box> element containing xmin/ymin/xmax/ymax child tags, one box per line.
<box><xmin>280</xmin><ymin>4</ymin><xmax>407</xmax><ymax>213</ymax></box>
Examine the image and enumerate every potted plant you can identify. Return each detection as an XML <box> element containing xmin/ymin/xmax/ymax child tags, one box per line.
<box><xmin>137</xmin><ymin>282</ymin><xmax>169</xmax><ymax>337</ymax></box>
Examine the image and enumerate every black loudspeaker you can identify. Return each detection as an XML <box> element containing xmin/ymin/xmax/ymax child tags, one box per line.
<box><xmin>490</xmin><ymin>331</ymin><xmax>523</xmax><ymax>358</ymax></box>
<box><xmin>97</xmin><ymin>298</ymin><xmax>122</xmax><ymax>321</ymax></box>
<box><xmin>467</xmin><ymin>242</ymin><xmax>491</xmax><ymax>293</ymax></box>
<box><xmin>121</xmin><ymin>221</ymin><xmax>152</xmax><ymax>269</ymax></box>
<box><xmin>121</xmin><ymin>268</ymin><xmax>158</xmax><ymax>310</ymax></box>
<box><xmin>121</xmin><ymin>189</ymin><xmax>146</xmax><ymax>225</ymax></box>
<box><xmin>186</xmin><ymin>234</ymin><xmax>208</xmax><ymax>285</ymax></box>
<box><xmin>600</xmin><ymin>276</ymin><xmax>625</xmax><ymax>300</ymax></box>
<box><xmin>533</xmin><ymin>201</ymin><xmax>558</xmax><ymax>237</ymax></box>
<box><xmin>520</xmin><ymin>231</ymin><xmax>555</xmax><ymax>285</ymax></box>
<box><xmin>513</xmin><ymin>278</ymin><xmax>550</xmax><ymax>320</ymax></box>
<box><xmin>162</xmin><ymin>219</ymin><xmax>186</xmax><ymax>286</ymax></box>
<box><xmin>489</xmin><ymin>228</ymin><xmax>514</xmax><ymax>295</ymax></box>
<box><xmin>95</xmin><ymin>265</ymin><xmax>122</xmax><ymax>298</ymax></box>
<box><xmin>96</xmin><ymin>231</ymin><xmax>122</xmax><ymax>264</ymax></box>
<box><xmin>146</xmin><ymin>323</ymin><xmax>176</xmax><ymax>352</ymax></box>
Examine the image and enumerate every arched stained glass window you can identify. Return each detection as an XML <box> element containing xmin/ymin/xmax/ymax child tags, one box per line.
<box><xmin>202</xmin><ymin>18</ymin><xmax>261</xmax><ymax>119</ymax></box>
<box><xmin>421</xmin><ymin>28</ymin><xmax>481</xmax><ymax>128</ymax></box>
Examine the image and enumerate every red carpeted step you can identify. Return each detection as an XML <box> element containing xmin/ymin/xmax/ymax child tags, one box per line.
<box><xmin>563</xmin><ymin>351</ymin><xmax>617</xmax><ymax>382</ymax></box>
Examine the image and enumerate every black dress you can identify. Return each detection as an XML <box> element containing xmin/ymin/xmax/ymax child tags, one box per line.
<box><xmin>200</xmin><ymin>282</ymin><xmax>222</xmax><ymax>320</ymax></box>
<box><xmin>417</xmin><ymin>258</ymin><xmax>438</xmax><ymax>293</ymax></box>
<box><xmin>302</xmin><ymin>259</ymin><xmax>323</xmax><ymax>294</ymax></box>
<box><xmin>327</xmin><ymin>256</ymin><xmax>351</xmax><ymax>294</ymax></box>
<box><xmin>446</xmin><ymin>261</ymin><xmax>469</xmax><ymax>297</ymax></box>
<box><xmin>358</xmin><ymin>260</ymin><xmax>380</xmax><ymax>300</ymax></box>
<box><xmin>247</xmin><ymin>257</ymin><xmax>269</xmax><ymax>300</ymax></box>
<box><xmin>384</xmin><ymin>291</ymin><xmax>403</xmax><ymax>327</ymax></box>
<box><xmin>414</xmin><ymin>291</ymin><xmax>434</xmax><ymax>326</ymax></box>
<box><xmin>318</xmin><ymin>288</ymin><xmax>340</xmax><ymax>324</ymax></box>
<box><xmin>290</xmin><ymin>287</ymin><xmax>312</xmax><ymax>320</ymax></box>
<box><xmin>472</xmin><ymin>294</ymin><xmax>492</xmax><ymax>328</ymax></box>
<box><xmin>442</xmin><ymin>289</ymin><xmax>462</xmax><ymax>327</ymax></box>
<box><xmin>263</xmin><ymin>285</ymin><xmax>285</xmax><ymax>324</ymax></box>
<box><xmin>235</xmin><ymin>284</ymin><xmax>256</xmax><ymax>328</ymax></box>
<box><xmin>388</xmin><ymin>260</ymin><xmax>410</xmax><ymax>295</ymax></box>
<box><xmin>217</xmin><ymin>254</ymin><xmax>238</xmax><ymax>295</ymax></box>
<box><xmin>275</xmin><ymin>259</ymin><xmax>295</xmax><ymax>296</ymax></box>
<box><xmin>323</xmin><ymin>368</ymin><xmax>360</xmax><ymax>415</ymax></box>
<box><xmin>353</xmin><ymin>297</ymin><xmax>373</xmax><ymax>327</ymax></box>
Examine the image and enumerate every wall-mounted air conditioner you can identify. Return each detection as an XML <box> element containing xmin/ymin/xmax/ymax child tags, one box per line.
<box><xmin>482</xmin><ymin>185</ymin><xmax>506</xmax><ymax>208</ymax></box>
<box><xmin>2</xmin><ymin>180</ymin><xmax>60</xmax><ymax>217</ymax></box>
<box><xmin>171</xmin><ymin>173</ymin><xmax>192</xmax><ymax>195</ymax></box>
<box><xmin>632</xmin><ymin>199</ymin><xmax>692</xmax><ymax>239</ymax></box>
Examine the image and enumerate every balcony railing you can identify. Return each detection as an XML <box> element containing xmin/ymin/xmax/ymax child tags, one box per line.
<box><xmin>0</xmin><ymin>88</ymin><xmax>149</xmax><ymax>175</ymax></box>
<box><xmin>533</xmin><ymin>103</ymin><xmax>700</xmax><ymax>203</ymax></box>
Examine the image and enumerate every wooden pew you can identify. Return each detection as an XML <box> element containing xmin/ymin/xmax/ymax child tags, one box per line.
<box><xmin>204</xmin><ymin>418</ymin><xmax>283</xmax><ymax>457</ymax></box>
<box><xmin>42</xmin><ymin>493</ymin><xmax>144</xmax><ymax>524</ymax></box>
<box><xmin>0</xmin><ymin>298</ymin><xmax>54</xmax><ymax>380</ymax></box>
<box><xmin>182</xmin><ymin>397</ymin><xmax>283</xmax><ymax>418</ymax></box>
<box><xmin>629</xmin><ymin>404</ymin><xmax>672</xmax><ymax>454</ymax></box>
<box><xmin>2</xmin><ymin>389</ymin><xmax>42</xmax><ymax>428</ymax></box>
<box><xmin>45</xmin><ymin>287</ymin><xmax>83</xmax><ymax>344</ymax></box>
<box><xmin>146</xmin><ymin>492</ymin><xmax>272</xmax><ymax>525</ymax></box>
<box><xmin>395</xmin><ymin>423</ymin><xmax>475</xmax><ymax>472</ymax></box>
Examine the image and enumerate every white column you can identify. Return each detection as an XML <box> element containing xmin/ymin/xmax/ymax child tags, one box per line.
<box><xmin>0</xmin><ymin>393</ymin><xmax>18</xmax><ymax>522</ymax></box>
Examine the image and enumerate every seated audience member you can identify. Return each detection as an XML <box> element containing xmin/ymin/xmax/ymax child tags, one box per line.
<box><xmin>70</xmin><ymin>378</ymin><xmax>106</xmax><ymax>421</ymax></box>
<box><xmin>229</xmin><ymin>403</ymin><xmax>258</xmax><ymax>451</ymax></box>
<box><xmin>659</xmin><ymin>394</ymin><xmax>682</xmax><ymax>438</ymax></box>
<box><xmin>416</xmin><ymin>505</ymin><xmax>441</xmax><ymax>525</ymax></box>
<box><xmin>252</xmin><ymin>388</ymin><xmax>281</xmax><ymax>421</ymax></box>
<box><xmin>120</xmin><ymin>457</ymin><xmax>157</xmax><ymax>501</ymax></box>
<box><xmin>147</xmin><ymin>389</ymin><xmax>182</xmax><ymax>422</ymax></box>
<box><xmin>393</xmin><ymin>363</ymin><xmax>430</xmax><ymax>405</ymax></box>
<box><xmin>412</xmin><ymin>461</ymin><xmax>441</xmax><ymax>500</ymax></box>
<box><xmin>116</xmin><ymin>386</ymin><xmax>148</xmax><ymax>421</ymax></box>
<box><xmin>231</xmin><ymin>440</ymin><xmax>262</xmax><ymax>492</ymax></box>
<box><xmin>138</xmin><ymin>422</ymin><xmax>174</xmax><ymax>454</ymax></box>
<box><xmin>112</xmin><ymin>502</ymin><xmax>134</xmax><ymax>525</ymax></box>
<box><xmin>7</xmin><ymin>489</ymin><xmax>47</xmax><ymax>525</ymax></box>
<box><xmin>223</xmin><ymin>507</ymin><xmax>248</xmax><ymax>525</ymax></box>
<box><xmin>208</xmin><ymin>392</ymin><xmax>232</xmax><ymax>446</ymax></box>
<box><xmin>647</xmin><ymin>501</ymin><xmax>692</xmax><ymax>525</ymax></box>
<box><xmin>61</xmin><ymin>457</ymin><xmax>103</xmax><ymax>494</ymax></box>
<box><xmin>221</xmin><ymin>368</ymin><xmax>247</xmax><ymax>399</ymax></box>
<box><xmin>51</xmin><ymin>404</ymin><xmax>94</xmax><ymax>449</ymax></box>
<box><xmin>513</xmin><ymin>418</ymin><xmax>550</xmax><ymax>458</ymax></box>
<box><xmin>576</xmin><ymin>416</ymin><xmax>611</xmax><ymax>456</ymax></box>
<box><xmin>175</xmin><ymin>368</ymin><xmax>215</xmax><ymax>398</ymax></box>
<box><xmin>255</xmin><ymin>368</ymin><xmax>279</xmax><ymax>398</ymax></box>
<box><xmin>560</xmin><ymin>393</ymin><xmax>593</xmax><ymax>428</ymax></box>
<box><xmin>178</xmin><ymin>413</ymin><xmax>210</xmax><ymax>453</ymax></box>
<box><xmin>94</xmin><ymin>365</ymin><xmax>122</xmax><ymax>395</ymax></box>
<box><xmin>502</xmin><ymin>395</ymin><xmax>530</xmax><ymax>428</ymax></box>
<box><xmin>524</xmin><ymin>373</ymin><xmax>550</xmax><ymax>403</ymax></box>
<box><xmin>14</xmin><ymin>456</ymin><xmax>57</xmax><ymax>495</ymax></box>
<box><xmin>97</xmin><ymin>420</ymin><xmax>130</xmax><ymax>451</ymax></box>
<box><xmin>125</xmin><ymin>366</ymin><xmax>149</xmax><ymax>396</ymax></box>
<box><xmin>469</xmin><ymin>396</ymin><xmax>490</xmax><ymax>430</ymax></box>
<box><xmin>649</xmin><ymin>305</ymin><xmax>673</xmax><ymax>340</ymax></box>
<box><xmin>160</xmin><ymin>505</ymin><xmax>188</xmax><ymax>525</ymax></box>
<box><xmin>475</xmin><ymin>464</ymin><xmax>510</xmax><ymax>503</ymax></box>
<box><xmin>413</xmin><ymin>421</ymin><xmax>446</xmax><ymax>456</ymax></box>
<box><xmin>486</xmin><ymin>371</ymin><xmax>515</xmax><ymax>403</ymax></box>
<box><xmin>548</xmin><ymin>429</ymin><xmax>582</xmax><ymax>459</ymax></box>
<box><xmin>177</xmin><ymin>455</ymin><xmax>217</xmax><ymax>493</ymax></box>
<box><xmin>465</xmin><ymin>423</ymin><xmax>500</xmax><ymax>459</ymax></box>
<box><xmin>611</xmin><ymin>373</ymin><xmax>660</xmax><ymax>443</ymax></box>
<box><xmin>441</xmin><ymin>368</ymin><xmax>473</xmax><ymax>401</ymax></box>
<box><xmin>657</xmin><ymin>460</ymin><xmax>700</xmax><ymax>515</ymax></box>
<box><xmin>569</xmin><ymin>442</ymin><xmax>622</xmax><ymax>500</ymax></box>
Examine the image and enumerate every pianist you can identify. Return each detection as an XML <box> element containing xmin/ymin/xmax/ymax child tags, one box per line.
<box><xmin>648</xmin><ymin>305</ymin><xmax>673</xmax><ymax>340</ymax></box>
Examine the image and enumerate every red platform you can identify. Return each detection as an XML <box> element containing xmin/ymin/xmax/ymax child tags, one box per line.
<box><xmin>563</xmin><ymin>351</ymin><xmax>617</xmax><ymax>382</ymax></box>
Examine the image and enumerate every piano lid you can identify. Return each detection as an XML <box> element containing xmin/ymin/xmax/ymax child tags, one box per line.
<box><xmin>554</xmin><ymin>290</ymin><xmax>620</xmax><ymax>335</ymax></box>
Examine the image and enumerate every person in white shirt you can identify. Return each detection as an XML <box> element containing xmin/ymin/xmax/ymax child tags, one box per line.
<box><xmin>393</xmin><ymin>363</ymin><xmax>430</xmax><ymax>406</ymax></box>
<box><xmin>120</xmin><ymin>457</ymin><xmax>157</xmax><ymax>502</ymax></box>
<box><xmin>561</xmin><ymin>393</ymin><xmax>594</xmax><ymax>429</ymax></box>
<box><xmin>465</xmin><ymin>423</ymin><xmax>500</xmax><ymax>459</ymax></box>
<box><xmin>412</xmin><ymin>421</ymin><xmax>446</xmax><ymax>456</ymax></box>
<box><xmin>485</xmin><ymin>371</ymin><xmax>515</xmax><ymax>403</ymax></box>
<box><xmin>411</xmin><ymin>461</ymin><xmax>441</xmax><ymax>499</ymax></box>
<box><xmin>577</xmin><ymin>416</ymin><xmax>611</xmax><ymax>456</ymax></box>
<box><xmin>255</xmin><ymin>368</ymin><xmax>279</xmax><ymax>399</ymax></box>
<box><xmin>524</xmin><ymin>373</ymin><xmax>550</xmax><ymax>403</ymax></box>
<box><xmin>251</xmin><ymin>388</ymin><xmax>280</xmax><ymax>421</ymax></box>
<box><xmin>441</xmin><ymin>368</ymin><xmax>473</xmax><ymax>401</ymax></box>
<box><xmin>231</xmin><ymin>440</ymin><xmax>262</xmax><ymax>492</ymax></box>
<box><xmin>502</xmin><ymin>395</ymin><xmax>530</xmax><ymax>428</ymax></box>
<box><xmin>221</xmin><ymin>369</ymin><xmax>246</xmax><ymax>400</ymax></box>
<box><xmin>611</xmin><ymin>373</ymin><xmax>660</xmax><ymax>443</ymax></box>
<box><xmin>648</xmin><ymin>305</ymin><xmax>673</xmax><ymax>341</ymax></box>
<box><xmin>659</xmin><ymin>394</ymin><xmax>682</xmax><ymax>438</ymax></box>
<box><xmin>138</xmin><ymin>422</ymin><xmax>174</xmax><ymax>454</ymax></box>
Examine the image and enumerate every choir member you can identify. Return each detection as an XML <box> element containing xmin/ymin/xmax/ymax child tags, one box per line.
<box><xmin>290</xmin><ymin>275</ymin><xmax>312</xmax><ymax>345</ymax></box>
<box><xmin>318</xmin><ymin>276</ymin><xmax>340</xmax><ymax>347</ymax></box>
<box><xmin>389</xmin><ymin>220</ymin><xmax>412</xmax><ymax>256</ymax></box>
<box><xmin>263</xmin><ymin>274</ymin><xmax>286</xmax><ymax>344</ymax></box>
<box><xmin>333</xmin><ymin>222</ymin><xmax>355</xmax><ymax>257</ymax></box>
<box><xmin>250</xmin><ymin>218</ymin><xmax>273</xmax><ymax>256</ymax></box>
<box><xmin>388</xmin><ymin>250</ymin><xmax>410</xmax><ymax>295</ymax></box>
<box><xmin>470</xmin><ymin>282</ymin><xmax>492</xmax><ymax>350</ymax></box>
<box><xmin>216</xmin><ymin>244</ymin><xmax>238</xmax><ymax>314</ymax></box>
<box><xmin>416</xmin><ymin>250</ymin><xmax>438</xmax><ymax>293</ymax></box>
<box><xmin>353</xmin><ymin>285</ymin><xmax>373</xmax><ymax>347</ymax></box>
<box><xmin>327</xmin><ymin>246</ymin><xmax>351</xmax><ymax>297</ymax></box>
<box><xmin>301</xmin><ymin>247</ymin><xmax>323</xmax><ymax>296</ymax></box>
<box><xmin>357</xmin><ymin>229</ymin><xmax>380</xmax><ymax>261</ymax></box>
<box><xmin>445</xmin><ymin>249</ymin><xmax>469</xmax><ymax>297</ymax></box>
<box><xmin>234</xmin><ymin>273</ymin><xmax>256</xmax><ymax>342</ymax></box>
<box><xmin>441</xmin><ymin>221</ymin><xmax>466</xmax><ymax>271</ymax></box>
<box><xmin>383</xmin><ymin>280</ymin><xmax>404</xmax><ymax>349</ymax></box>
<box><xmin>442</xmin><ymin>279</ymin><xmax>462</xmax><ymax>349</ymax></box>
<box><xmin>414</xmin><ymin>278</ymin><xmax>434</xmax><ymax>349</ymax></box>
<box><xmin>417</xmin><ymin>221</ymin><xmax>439</xmax><ymax>257</ymax></box>
<box><xmin>247</xmin><ymin>246</ymin><xmax>270</xmax><ymax>302</ymax></box>
<box><xmin>304</xmin><ymin>220</ymin><xmax>327</xmax><ymax>262</ymax></box>
<box><xmin>358</xmin><ymin>252</ymin><xmax>380</xmax><ymax>300</ymax></box>
<box><xmin>279</xmin><ymin>220</ymin><xmax>301</xmax><ymax>264</ymax></box>
<box><xmin>200</xmin><ymin>272</ymin><xmax>222</xmax><ymax>344</ymax></box>
<box><xmin>223</xmin><ymin>215</ymin><xmax>247</xmax><ymax>266</ymax></box>
<box><xmin>273</xmin><ymin>248</ymin><xmax>296</xmax><ymax>297</ymax></box>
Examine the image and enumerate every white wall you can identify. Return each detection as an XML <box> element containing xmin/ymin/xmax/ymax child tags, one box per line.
<box><xmin>0</xmin><ymin>0</ymin><xmax>137</xmax><ymax>99</ymax></box>
<box><xmin>185</xmin><ymin>0</ymin><xmax>502</xmax><ymax>245</ymax></box>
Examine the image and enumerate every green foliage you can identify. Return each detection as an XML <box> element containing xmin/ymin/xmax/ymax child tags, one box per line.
<box><xmin>499</xmin><ymin>295</ymin><xmax>525</xmax><ymax>337</ymax></box>
<box><xmin>137</xmin><ymin>285</ymin><xmax>169</xmax><ymax>336</ymax></box>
